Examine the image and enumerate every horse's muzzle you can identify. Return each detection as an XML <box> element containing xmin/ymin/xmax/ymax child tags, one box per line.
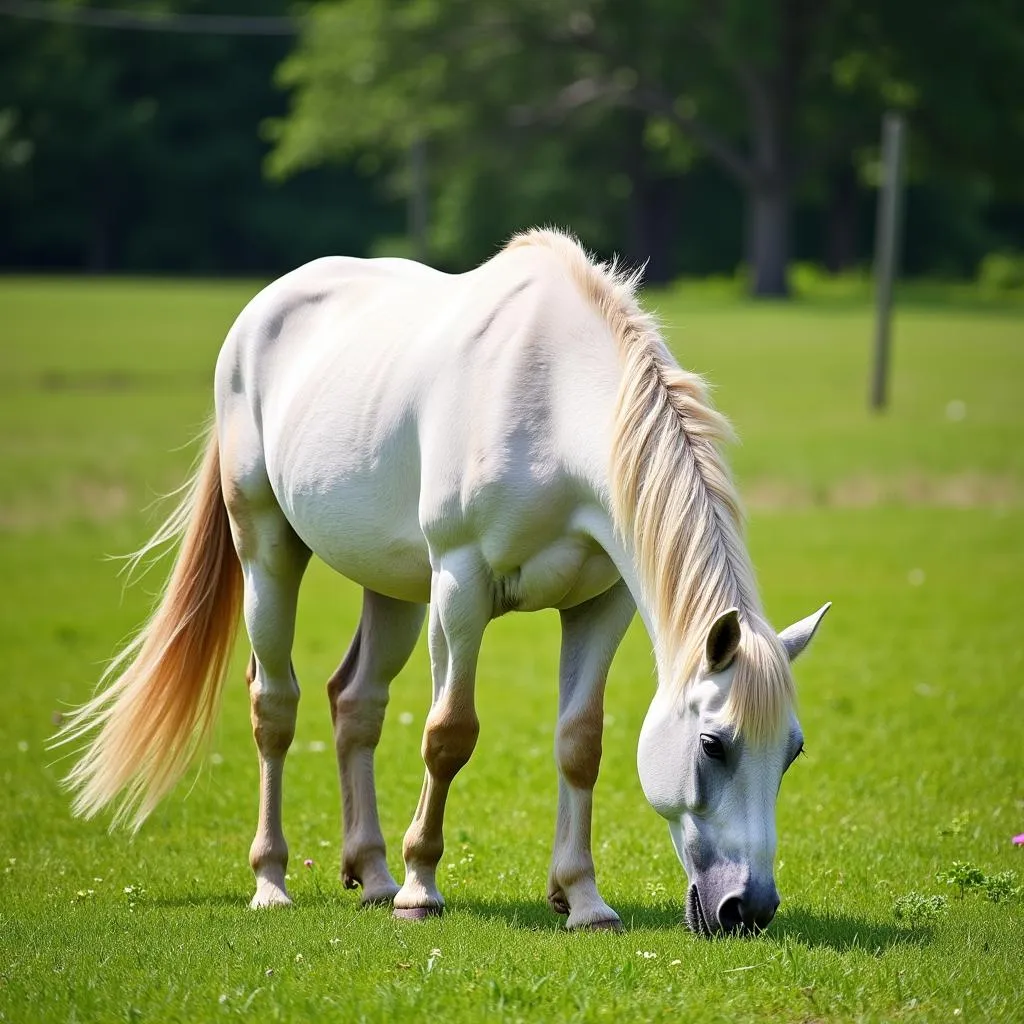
<box><xmin>686</xmin><ymin>882</ymin><xmax>779</xmax><ymax>937</ymax></box>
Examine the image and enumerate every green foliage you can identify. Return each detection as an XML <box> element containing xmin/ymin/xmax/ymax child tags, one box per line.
<box><xmin>1</xmin><ymin>0</ymin><xmax>1023</xmax><ymax>278</ymax></box>
<box><xmin>936</xmin><ymin>862</ymin><xmax>987</xmax><ymax>899</ymax></box>
<box><xmin>936</xmin><ymin>812</ymin><xmax>972</xmax><ymax>838</ymax></box>
<box><xmin>977</xmin><ymin>250</ymin><xmax>1024</xmax><ymax>294</ymax></box>
<box><xmin>934</xmin><ymin>863</ymin><xmax>1022</xmax><ymax>904</ymax></box>
<box><xmin>2</xmin><ymin>277</ymin><xmax>1024</xmax><ymax>1020</ymax></box>
<box><xmin>892</xmin><ymin>892</ymin><xmax>948</xmax><ymax>926</ymax></box>
<box><xmin>982</xmin><ymin>872</ymin><xmax>1022</xmax><ymax>904</ymax></box>
<box><xmin>269</xmin><ymin>0</ymin><xmax>1024</xmax><ymax>285</ymax></box>
<box><xmin>0</xmin><ymin>0</ymin><xmax>403</xmax><ymax>273</ymax></box>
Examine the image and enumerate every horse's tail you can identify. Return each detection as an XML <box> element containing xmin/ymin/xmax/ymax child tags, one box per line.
<box><xmin>54</xmin><ymin>429</ymin><xmax>243</xmax><ymax>831</ymax></box>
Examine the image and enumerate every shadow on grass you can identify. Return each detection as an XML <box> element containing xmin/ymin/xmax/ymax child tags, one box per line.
<box><xmin>452</xmin><ymin>897</ymin><xmax>934</xmax><ymax>950</ymax></box>
<box><xmin>147</xmin><ymin>892</ymin><xmax>680</xmax><ymax>931</ymax></box>
<box><xmin>149</xmin><ymin>892</ymin><xmax>256</xmax><ymax>910</ymax></box>
<box><xmin>767</xmin><ymin>905</ymin><xmax>935</xmax><ymax>952</ymax></box>
<box><xmin>454</xmin><ymin>896</ymin><xmax>685</xmax><ymax>932</ymax></box>
<box><xmin>148</xmin><ymin>892</ymin><xmax>933</xmax><ymax>951</ymax></box>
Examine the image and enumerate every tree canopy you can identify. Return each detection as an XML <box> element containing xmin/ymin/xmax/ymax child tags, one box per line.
<box><xmin>1</xmin><ymin>0</ymin><xmax>1022</xmax><ymax>288</ymax></box>
<box><xmin>271</xmin><ymin>0</ymin><xmax>1024</xmax><ymax>294</ymax></box>
<box><xmin>0</xmin><ymin>0</ymin><xmax>401</xmax><ymax>274</ymax></box>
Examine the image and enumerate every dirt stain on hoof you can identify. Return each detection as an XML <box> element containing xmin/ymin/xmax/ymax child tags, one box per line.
<box><xmin>569</xmin><ymin>918</ymin><xmax>623</xmax><ymax>933</ymax></box>
<box><xmin>393</xmin><ymin>905</ymin><xmax>443</xmax><ymax>921</ymax></box>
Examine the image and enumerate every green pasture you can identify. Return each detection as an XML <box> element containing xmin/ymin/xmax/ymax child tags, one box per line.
<box><xmin>1</xmin><ymin>276</ymin><xmax>1022</xmax><ymax>1022</ymax></box>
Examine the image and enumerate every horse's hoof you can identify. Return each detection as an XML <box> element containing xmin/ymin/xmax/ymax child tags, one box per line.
<box><xmin>360</xmin><ymin>886</ymin><xmax>400</xmax><ymax>909</ymax></box>
<box><xmin>565</xmin><ymin>913</ymin><xmax>618</xmax><ymax>937</ymax></box>
<box><xmin>249</xmin><ymin>888</ymin><xmax>293</xmax><ymax>910</ymax></box>
<box><xmin>393</xmin><ymin>905</ymin><xmax>443</xmax><ymax>921</ymax></box>
<box><xmin>566</xmin><ymin>914</ymin><xmax>623</xmax><ymax>933</ymax></box>
<box><xmin>581</xmin><ymin>918</ymin><xmax>623</xmax><ymax>933</ymax></box>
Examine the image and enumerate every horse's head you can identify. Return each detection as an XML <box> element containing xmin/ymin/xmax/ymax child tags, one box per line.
<box><xmin>637</xmin><ymin>603</ymin><xmax>830</xmax><ymax>936</ymax></box>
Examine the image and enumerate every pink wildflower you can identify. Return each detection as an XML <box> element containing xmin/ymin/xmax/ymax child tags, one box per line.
<box><xmin>1013</xmin><ymin>834</ymin><xmax>1024</xmax><ymax>846</ymax></box>
<box><xmin>304</xmin><ymin>858</ymin><xmax>315</xmax><ymax>868</ymax></box>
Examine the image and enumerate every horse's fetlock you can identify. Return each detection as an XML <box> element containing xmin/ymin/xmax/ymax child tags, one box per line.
<box><xmin>403</xmin><ymin>823</ymin><xmax>444</xmax><ymax>867</ymax></box>
<box><xmin>551</xmin><ymin>851</ymin><xmax>596</xmax><ymax>893</ymax></box>
<box><xmin>250</xmin><ymin>834</ymin><xmax>288</xmax><ymax>874</ymax></box>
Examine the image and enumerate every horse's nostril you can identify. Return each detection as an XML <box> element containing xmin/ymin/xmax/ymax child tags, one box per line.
<box><xmin>753</xmin><ymin>897</ymin><xmax>779</xmax><ymax>931</ymax></box>
<box><xmin>717</xmin><ymin>896</ymin><xmax>744</xmax><ymax>933</ymax></box>
<box><xmin>718</xmin><ymin>893</ymin><xmax>778</xmax><ymax>934</ymax></box>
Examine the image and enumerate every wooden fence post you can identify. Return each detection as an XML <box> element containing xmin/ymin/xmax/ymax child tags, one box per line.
<box><xmin>870</xmin><ymin>112</ymin><xmax>906</xmax><ymax>411</ymax></box>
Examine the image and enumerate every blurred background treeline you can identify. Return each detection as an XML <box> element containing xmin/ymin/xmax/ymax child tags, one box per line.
<box><xmin>1</xmin><ymin>0</ymin><xmax>1022</xmax><ymax>296</ymax></box>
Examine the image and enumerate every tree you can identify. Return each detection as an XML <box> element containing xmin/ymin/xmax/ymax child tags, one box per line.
<box><xmin>3</xmin><ymin>0</ymin><xmax>1020</xmax><ymax>279</ymax></box>
<box><xmin>0</xmin><ymin>0</ymin><xmax>402</xmax><ymax>273</ymax></box>
<box><xmin>271</xmin><ymin>0</ymin><xmax>1024</xmax><ymax>294</ymax></box>
<box><xmin>269</xmin><ymin>0</ymin><xmax>849</xmax><ymax>294</ymax></box>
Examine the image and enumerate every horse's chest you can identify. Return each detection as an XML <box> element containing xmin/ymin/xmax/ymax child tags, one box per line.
<box><xmin>492</xmin><ymin>539</ymin><xmax>621</xmax><ymax>614</ymax></box>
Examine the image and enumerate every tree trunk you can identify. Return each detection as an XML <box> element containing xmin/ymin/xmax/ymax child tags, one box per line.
<box><xmin>88</xmin><ymin>200</ymin><xmax>112</xmax><ymax>273</ymax></box>
<box><xmin>824</xmin><ymin>163</ymin><xmax>858</xmax><ymax>273</ymax></box>
<box><xmin>623</xmin><ymin>113</ymin><xmax>676</xmax><ymax>285</ymax></box>
<box><xmin>626</xmin><ymin>179</ymin><xmax>678</xmax><ymax>285</ymax></box>
<box><xmin>746</xmin><ymin>184</ymin><xmax>790</xmax><ymax>296</ymax></box>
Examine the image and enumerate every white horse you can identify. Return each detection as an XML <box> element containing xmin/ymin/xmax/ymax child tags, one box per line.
<box><xmin>56</xmin><ymin>229</ymin><xmax>829</xmax><ymax>934</ymax></box>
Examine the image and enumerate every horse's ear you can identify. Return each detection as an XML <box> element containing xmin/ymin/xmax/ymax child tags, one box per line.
<box><xmin>705</xmin><ymin>608</ymin><xmax>742</xmax><ymax>673</ymax></box>
<box><xmin>779</xmin><ymin>603</ymin><xmax>832</xmax><ymax>662</ymax></box>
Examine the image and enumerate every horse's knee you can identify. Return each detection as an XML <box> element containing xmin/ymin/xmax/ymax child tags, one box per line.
<box><xmin>423</xmin><ymin>706</ymin><xmax>479</xmax><ymax>781</ymax></box>
<box><xmin>556</xmin><ymin>706</ymin><xmax>603</xmax><ymax>790</ymax></box>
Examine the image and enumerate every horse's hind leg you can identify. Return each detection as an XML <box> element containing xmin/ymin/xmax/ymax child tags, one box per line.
<box><xmin>548</xmin><ymin>581</ymin><xmax>635</xmax><ymax>930</ymax></box>
<box><xmin>328</xmin><ymin>590</ymin><xmax>425</xmax><ymax>906</ymax></box>
<box><xmin>225</xmin><ymin>469</ymin><xmax>310</xmax><ymax>909</ymax></box>
<box><xmin>393</xmin><ymin>549</ymin><xmax>489</xmax><ymax>918</ymax></box>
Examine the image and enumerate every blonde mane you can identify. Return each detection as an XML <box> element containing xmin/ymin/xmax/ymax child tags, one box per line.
<box><xmin>505</xmin><ymin>228</ymin><xmax>793</xmax><ymax>741</ymax></box>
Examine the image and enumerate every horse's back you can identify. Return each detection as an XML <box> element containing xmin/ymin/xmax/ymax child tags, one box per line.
<box><xmin>216</xmin><ymin>247</ymin><xmax>622</xmax><ymax>606</ymax></box>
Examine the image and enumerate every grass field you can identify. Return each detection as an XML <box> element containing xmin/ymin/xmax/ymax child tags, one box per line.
<box><xmin>1</xmin><ymin>276</ymin><xmax>1022</xmax><ymax>1023</ymax></box>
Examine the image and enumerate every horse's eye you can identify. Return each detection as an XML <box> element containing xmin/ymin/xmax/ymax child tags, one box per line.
<box><xmin>700</xmin><ymin>734</ymin><xmax>726</xmax><ymax>760</ymax></box>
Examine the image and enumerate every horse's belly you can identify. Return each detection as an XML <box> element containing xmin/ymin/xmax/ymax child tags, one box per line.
<box><xmin>277</xmin><ymin>476</ymin><xmax>432</xmax><ymax>604</ymax></box>
<box><xmin>314</xmin><ymin>531</ymin><xmax>432</xmax><ymax>603</ymax></box>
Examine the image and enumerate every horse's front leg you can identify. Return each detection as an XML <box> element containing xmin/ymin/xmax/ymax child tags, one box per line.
<box><xmin>393</xmin><ymin>550</ymin><xmax>489</xmax><ymax>919</ymax></box>
<box><xmin>548</xmin><ymin>581</ymin><xmax>635</xmax><ymax>930</ymax></box>
<box><xmin>328</xmin><ymin>589</ymin><xmax>425</xmax><ymax>906</ymax></box>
